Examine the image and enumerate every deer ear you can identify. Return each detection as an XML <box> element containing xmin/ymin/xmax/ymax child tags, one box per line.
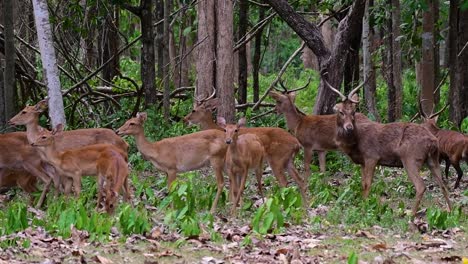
<box><xmin>433</xmin><ymin>115</ymin><xmax>439</xmax><ymax>124</ymax></box>
<box><xmin>269</xmin><ymin>91</ymin><xmax>281</xmax><ymax>101</ymax></box>
<box><xmin>237</xmin><ymin>117</ymin><xmax>246</xmax><ymax>128</ymax></box>
<box><xmin>34</xmin><ymin>99</ymin><xmax>49</xmax><ymax>112</ymax></box>
<box><xmin>136</xmin><ymin>112</ymin><xmax>148</xmax><ymax>122</ymax></box>
<box><xmin>52</xmin><ymin>124</ymin><xmax>64</xmax><ymax>135</ymax></box>
<box><xmin>217</xmin><ymin>116</ymin><xmax>226</xmax><ymax>128</ymax></box>
<box><xmin>203</xmin><ymin>98</ymin><xmax>220</xmax><ymax>111</ymax></box>
<box><xmin>333</xmin><ymin>103</ymin><xmax>341</xmax><ymax>113</ymax></box>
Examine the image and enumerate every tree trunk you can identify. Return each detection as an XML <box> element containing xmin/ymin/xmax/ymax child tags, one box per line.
<box><xmin>238</xmin><ymin>0</ymin><xmax>249</xmax><ymax>105</ymax></box>
<box><xmin>101</xmin><ymin>6</ymin><xmax>120</xmax><ymax>83</ymax></box>
<box><xmin>155</xmin><ymin>0</ymin><xmax>164</xmax><ymax>84</ymax></box>
<box><xmin>362</xmin><ymin>0</ymin><xmax>380</xmax><ymax>122</ymax></box>
<box><xmin>448</xmin><ymin>0</ymin><xmax>458</xmax><ymax>123</ymax></box>
<box><xmin>32</xmin><ymin>0</ymin><xmax>65</xmax><ymax>127</ymax></box>
<box><xmin>433</xmin><ymin>0</ymin><xmax>440</xmax><ymax>104</ymax></box>
<box><xmin>196</xmin><ymin>0</ymin><xmax>216</xmax><ymax>100</ymax></box>
<box><xmin>140</xmin><ymin>0</ymin><xmax>156</xmax><ymax>107</ymax></box>
<box><xmin>420</xmin><ymin>0</ymin><xmax>435</xmax><ymax>116</ymax></box>
<box><xmin>453</xmin><ymin>5</ymin><xmax>468</xmax><ymax>127</ymax></box>
<box><xmin>266</xmin><ymin>0</ymin><xmax>366</xmax><ymax>114</ymax></box>
<box><xmin>391</xmin><ymin>0</ymin><xmax>402</xmax><ymax>120</ymax></box>
<box><xmin>162</xmin><ymin>0</ymin><xmax>171</xmax><ymax>120</ymax></box>
<box><xmin>216</xmin><ymin>0</ymin><xmax>235</xmax><ymax>123</ymax></box>
<box><xmin>252</xmin><ymin>4</ymin><xmax>265</xmax><ymax>103</ymax></box>
<box><xmin>2</xmin><ymin>0</ymin><xmax>16</xmax><ymax>127</ymax></box>
<box><xmin>343</xmin><ymin>27</ymin><xmax>361</xmax><ymax>93</ymax></box>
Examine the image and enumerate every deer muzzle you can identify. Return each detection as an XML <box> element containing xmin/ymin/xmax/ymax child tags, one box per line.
<box><xmin>225</xmin><ymin>139</ymin><xmax>232</xmax><ymax>145</ymax></box>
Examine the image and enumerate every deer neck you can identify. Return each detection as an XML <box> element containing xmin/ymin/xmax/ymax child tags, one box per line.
<box><xmin>37</xmin><ymin>141</ymin><xmax>61</xmax><ymax>167</ymax></box>
<box><xmin>283</xmin><ymin>106</ymin><xmax>303</xmax><ymax>133</ymax></box>
<box><xmin>133</xmin><ymin>128</ymin><xmax>156</xmax><ymax>157</ymax></box>
<box><xmin>25</xmin><ymin>116</ymin><xmax>43</xmax><ymax>144</ymax></box>
<box><xmin>200</xmin><ymin>114</ymin><xmax>220</xmax><ymax>130</ymax></box>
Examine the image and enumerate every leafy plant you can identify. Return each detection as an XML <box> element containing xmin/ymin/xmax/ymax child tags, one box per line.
<box><xmin>119</xmin><ymin>205</ymin><xmax>150</xmax><ymax>235</ymax></box>
<box><xmin>427</xmin><ymin>206</ymin><xmax>462</xmax><ymax>230</ymax></box>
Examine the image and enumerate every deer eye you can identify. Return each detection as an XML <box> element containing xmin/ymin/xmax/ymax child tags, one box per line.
<box><xmin>339</xmin><ymin>111</ymin><xmax>344</xmax><ymax>116</ymax></box>
<box><xmin>223</xmin><ymin>129</ymin><xmax>227</xmax><ymax>132</ymax></box>
<box><xmin>192</xmin><ymin>110</ymin><xmax>196</xmax><ymax>113</ymax></box>
<box><xmin>234</xmin><ymin>129</ymin><xmax>238</xmax><ymax>133</ymax></box>
<box><xmin>41</xmin><ymin>136</ymin><xmax>47</xmax><ymax>139</ymax></box>
<box><xmin>129</xmin><ymin>123</ymin><xmax>134</xmax><ymax>126</ymax></box>
<box><xmin>21</xmin><ymin>111</ymin><xmax>27</xmax><ymax>114</ymax></box>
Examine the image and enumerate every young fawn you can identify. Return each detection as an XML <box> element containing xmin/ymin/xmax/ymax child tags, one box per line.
<box><xmin>31</xmin><ymin>124</ymin><xmax>129</xmax><ymax>212</ymax></box>
<box><xmin>116</xmin><ymin>112</ymin><xmax>228</xmax><ymax>213</ymax></box>
<box><xmin>217</xmin><ymin>117</ymin><xmax>265</xmax><ymax>213</ymax></box>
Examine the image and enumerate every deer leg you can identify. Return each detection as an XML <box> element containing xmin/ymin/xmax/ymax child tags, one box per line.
<box><xmin>453</xmin><ymin>162</ymin><xmax>463</xmax><ymax>189</ymax></box>
<box><xmin>96</xmin><ymin>173</ymin><xmax>105</xmax><ymax>210</ymax></box>
<box><xmin>72</xmin><ymin>172</ymin><xmax>82</xmax><ymax>198</ymax></box>
<box><xmin>427</xmin><ymin>157</ymin><xmax>452</xmax><ymax>212</ymax></box>
<box><xmin>23</xmin><ymin>163</ymin><xmax>52</xmax><ymax>208</ymax></box>
<box><xmin>123</xmin><ymin>176</ymin><xmax>131</xmax><ymax>203</ymax></box>
<box><xmin>254</xmin><ymin>163</ymin><xmax>264</xmax><ymax>200</ymax></box>
<box><xmin>166</xmin><ymin>170</ymin><xmax>178</xmax><ymax>191</ymax></box>
<box><xmin>232</xmin><ymin>170</ymin><xmax>248</xmax><ymax>215</ymax></box>
<box><xmin>443</xmin><ymin>158</ymin><xmax>451</xmax><ymax>179</ymax></box>
<box><xmin>210</xmin><ymin>159</ymin><xmax>225</xmax><ymax>214</ymax></box>
<box><xmin>361</xmin><ymin>160</ymin><xmax>377</xmax><ymax>198</ymax></box>
<box><xmin>285</xmin><ymin>157</ymin><xmax>308</xmax><ymax>203</ymax></box>
<box><xmin>268</xmin><ymin>156</ymin><xmax>288</xmax><ymax>187</ymax></box>
<box><xmin>303</xmin><ymin>148</ymin><xmax>314</xmax><ymax>177</ymax></box>
<box><xmin>402</xmin><ymin>160</ymin><xmax>427</xmax><ymax>215</ymax></box>
<box><xmin>318</xmin><ymin>150</ymin><xmax>327</xmax><ymax>173</ymax></box>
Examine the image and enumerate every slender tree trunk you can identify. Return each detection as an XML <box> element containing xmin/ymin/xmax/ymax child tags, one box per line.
<box><xmin>216</xmin><ymin>0</ymin><xmax>235</xmax><ymax>123</ymax></box>
<box><xmin>382</xmin><ymin>10</ymin><xmax>396</xmax><ymax>121</ymax></box>
<box><xmin>420</xmin><ymin>0</ymin><xmax>435</xmax><ymax>116</ymax></box>
<box><xmin>433</xmin><ymin>0</ymin><xmax>440</xmax><ymax>104</ymax></box>
<box><xmin>252</xmin><ymin>4</ymin><xmax>265</xmax><ymax>103</ymax></box>
<box><xmin>391</xmin><ymin>0</ymin><xmax>402</xmax><ymax>120</ymax></box>
<box><xmin>196</xmin><ymin>0</ymin><xmax>216</xmax><ymax>99</ymax></box>
<box><xmin>454</xmin><ymin>5</ymin><xmax>468</xmax><ymax>127</ymax></box>
<box><xmin>32</xmin><ymin>0</ymin><xmax>65</xmax><ymax>127</ymax></box>
<box><xmin>141</xmin><ymin>0</ymin><xmax>156</xmax><ymax>107</ymax></box>
<box><xmin>2</xmin><ymin>0</ymin><xmax>16</xmax><ymax>126</ymax></box>
<box><xmin>238</xmin><ymin>0</ymin><xmax>249</xmax><ymax>105</ymax></box>
<box><xmin>101</xmin><ymin>6</ymin><xmax>120</xmax><ymax>83</ymax></box>
<box><xmin>448</xmin><ymin>0</ymin><xmax>458</xmax><ymax>123</ymax></box>
<box><xmin>343</xmin><ymin>28</ymin><xmax>361</xmax><ymax>93</ymax></box>
<box><xmin>155</xmin><ymin>0</ymin><xmax>164</xmax><ymax>84</ymax></box>
<box><xmin>362</xmin><ymin>0</ymin><xmax>380</xmax><ymax>121</ymax></box>
<box><xmin>162</xmin><ymin>0</ymin><xmax>171</xmax><ymax>120</ymax></box>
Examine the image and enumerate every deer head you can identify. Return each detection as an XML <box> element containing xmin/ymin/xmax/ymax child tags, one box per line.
<box><xmin>31</xmin><ymin>124</ymin><xmax>64</xmax><ymax>147</ymax></box>
<box><xmin>217</xmin><ymin>117</ymin><xmax>246</xmax><ymax>145</ymax></box>
<box><xmin>116</xmin><ymin>112</ymin><xmax>147</xmax><ymax>136</ymax></box>
<box><xmin>9</xmin><ymin>99</ymin><xmax>48</xmax><ymax>126</ymax></box>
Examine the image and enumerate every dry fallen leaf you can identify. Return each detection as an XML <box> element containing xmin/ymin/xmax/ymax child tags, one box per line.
<box><xmin>92</xmin><ymin>255</ymin><xmax>114</xmax><ymax>264</ymax></box>
<box><xmin>371</xmin><ymin>243</ymin><xmax>388</xmax><ymax>251</ymax></box>
<box><xmin>355</xmin><ymin>230</ymin><xmax>377</xmax><ymax>239</ymax></box>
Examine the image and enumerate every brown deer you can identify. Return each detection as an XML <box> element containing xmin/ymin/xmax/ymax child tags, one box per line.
<box><xmin>97</xmin><ymin>148</ymin><xmax>130</xmax><ymax>214</ymax></box>
<box><xmin>0</xmin><ymin>170</ymin><xmax>38</xmax><ymax>196</ymax></box>
<box><xmin>217</xmin><ymin>117</ymin><xmax>265</xmax><ymax>213</ymax></box>
<box><xmin>31</xmin><ymin>124</ymin><xmax>129</xmax><ymax>211</ymax></box>
<box><xmin>0</xmin><ymin>132</ymin><xmax>55</xmax><ymax>207</ymax></box>
<box><xmin>183</xmin><ymin>94</ymin><xmax>307</xmax><ymax>200</ymax></box>
<box><xmin>116</xmin><ymin>112</ymin><xmax>228</xmax><ymax>213</ymax></box>
<box><xmin>325</xmin><ymin>79</ymin><xmax>452</xmax><ymax>215</ymax></box>
<box><xmin>419</xmin><ymin>106</ymin><xmax>468</xmax><ymax>189</ymax></box>
<box><xmin>9</xmin><ymin>99</ymin><xmax>129</xmax><ymax>194</ymax></box>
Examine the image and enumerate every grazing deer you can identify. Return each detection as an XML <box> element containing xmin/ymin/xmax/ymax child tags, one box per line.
<box><xmin>31</xmin><ymin>124</ymin><xmax>129</xmax><ymax>206</ymax></box>
<box><xmin>419</xmin><ymin>106</ymin><xmax>468</xmax><ymax>189</ymax></box>
<box><xmin>217</xmin><ymin>117</ymin><xmax>265</xmax><ymax>213</ymax></box>
<box><xmin>0</xmin><ymin>132</ymin><xmax>56</xmax><ymax>207</ymax></box>
<box><xmin>0</xmin><ymin>170</ymin><xmax>38</xmax><ymax>196</ymax></box>
<box><xmin>116</xmin><ymin>112</ymin><xmax>228</xmax><ymax>213</ymax></box>
<box><xmin>183</xmin><ymin>92</ymin><xmax>307</xmax><ymax>200</ymax></box>
<box><xmin>97</xmin><ymin>148</ymin><xmax>130</xmax><ymax>214</ymax></box>
<box><xmin>325</xmin><ymin>79</ymin><xmax>452</xmax><ymax>215</ymax></box>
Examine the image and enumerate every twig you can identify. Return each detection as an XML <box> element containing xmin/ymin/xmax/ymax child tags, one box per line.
<box><xmin>234</xmin><ymin>10</ymin><xmax>276</xmax><ymax>52</ymax></box>
<box><xmin>252</xmin><ymin>42</ymin><xmax>306</xmax><ymax>110</ymax></box>
<box><xmin>251</xmin><ymin>109</ymin><xmax>276</xmax><ymax>121</ymax></box>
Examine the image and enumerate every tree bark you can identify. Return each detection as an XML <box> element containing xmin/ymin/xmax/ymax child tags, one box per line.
<box><xmin>420</xmin><ymin>0</ymin><xmax>435</xmax><ymax>116</ymax></box>
<box><xmin>101</xmin><ymin>5</ymin><xmax>120</xmax><ymax>83</ymax></box>
<box><xmin>433</xmin><ymin>0</ymin><xmax>440</xmax><ymax>104</ymax></box>
<box><xmin>238</xmin><ymin>0</ymin><xmax>249</xmax><ymax>105</ymax></box>
<box><xmin>196</xmin><ymin>0</ymin><xmax>216</xmax><ymax>100</ymax></box>
<box><xmin>155</xmin><ymin>0</ymin><xmax>164</xmax><ymax>84</ymax></box>
<box><xmin>362</xmin><ymin>0</ymin><xmax>380</xmax><ymax>122</ymax></box>
<box><xmin>2</xmin><ymin>0</ymin><xmax>16</xmax><ymax>127</ymax></box>
<box><xmin>453</xmin><ymin>5</ymin><xmax>468</xmax><ymax>127</ymax></box>
<box><xmin>162</xmin><ymin>0</ymin><xmax>171</xmax><ymax>120</ymax></box>
<box><xmin>266</xmin><ymin>0</ymin><xmax>366</xmax><ymax>114</ymax></box>
<box><xmin>216</xmin><ymin>0</ymin><xmax>235</xmax><ymax>123</ymax></box>
<box><xmin>390</xmin><ymin>0</ymin><xmax>402</xmax><ymax>120</ymax></box>
<box><xmin>32</xmin><ymin>0</ymin><xmax>66</xmax><ymax>127</ymax></box>
<box><xmin>140</xmin><ymin>0</ymin><xmax>156</xmax><ymax>107</ymax></box>
<box><xmin>252</xmin><ymin>4</ymin><xmax>265</xmax><ymax>103</ymax></box>
<box><xmin>448</xmin><ymin>0</ymin><xmax>458</xmax><ymax>123</ymax></box>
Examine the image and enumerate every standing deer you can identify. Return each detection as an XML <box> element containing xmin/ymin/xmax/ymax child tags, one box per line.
<box><xmin>116</xmin><ymin>112</ymin><xmax>228</xmax><ymax>213</ymax></box>
<box><xmin>0</xmin><ymin>132</ymin><xmax>56</xmax><ymax>207</ymax></box>
<box><xmin>183</xmin><ymin>93</ymin><xmax>307</xmax><ymax>199</ymax></box>
<box><xmin>218</xmin><ymin>117</ymin><xmax>265</xmax><ymax>214</ymax></box>
<box><xmin>31</xmin><ymin>124</ymin><xmax>129</xmax><ymax>212</ymax></box>
<box><xmin>420</xmin><ymin>106</ymin><xmax>468</xmax><ymax>189</ymax></box>
<box><xmin>9</xmin><ymin>99</ymin><xmax>129</xmax><ymax>194</ymax></box>
<box><xmin>325</xmin><ymin>79</ymin><xmax>452</xmax><ymax>215</ymax></box>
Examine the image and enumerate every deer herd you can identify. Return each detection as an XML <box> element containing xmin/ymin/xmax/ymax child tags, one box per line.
<box><xmin>1</xmin><ymin>79</ymin><xmax>465</xmax><ymax>217</ymax></box>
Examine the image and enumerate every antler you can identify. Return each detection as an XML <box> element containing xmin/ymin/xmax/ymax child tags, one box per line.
<box><xmin>195</xmin><ymin>86</ymin><xmax>216</xmax><ymax>104</ymax></box>
<box><xmin>274</xmin><ymin>76</ymin><xmax>312</xmax><ymax>94</ymax></box>
<box><xmin>322</xmin><ymin>78</ymin><xmax>347</xmax><ymax>102</ymax></box>
<box><xmin>428</xmin><ymin>103</ymin><xmax>449</xmax><ymax>119</ymax></box>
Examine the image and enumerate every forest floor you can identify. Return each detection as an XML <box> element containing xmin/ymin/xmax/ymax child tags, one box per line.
<box><xmin>1</xmin><ymin>165</ymin><xmax>467</xmax><ymax>264</ymax></box>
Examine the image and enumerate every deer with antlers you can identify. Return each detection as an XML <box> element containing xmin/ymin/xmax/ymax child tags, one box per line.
<box><xmin>324</xmin><ymin>78</ymin><xmax>452</xmax><ymax>214</ymax></box>
<box><xmin>419</xmin><ymin>104</ymin><xmax>468</xmax><ymax>189</ymax></box>
<box><xmin>268</xmin><ymin>80</ymin><xmax>367</xmax><ymax>175</ymax></box>
<box><xmin>183</xmin><ymin>89</ymin><xmax>307</xmax><ymax>200</ymax></box>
